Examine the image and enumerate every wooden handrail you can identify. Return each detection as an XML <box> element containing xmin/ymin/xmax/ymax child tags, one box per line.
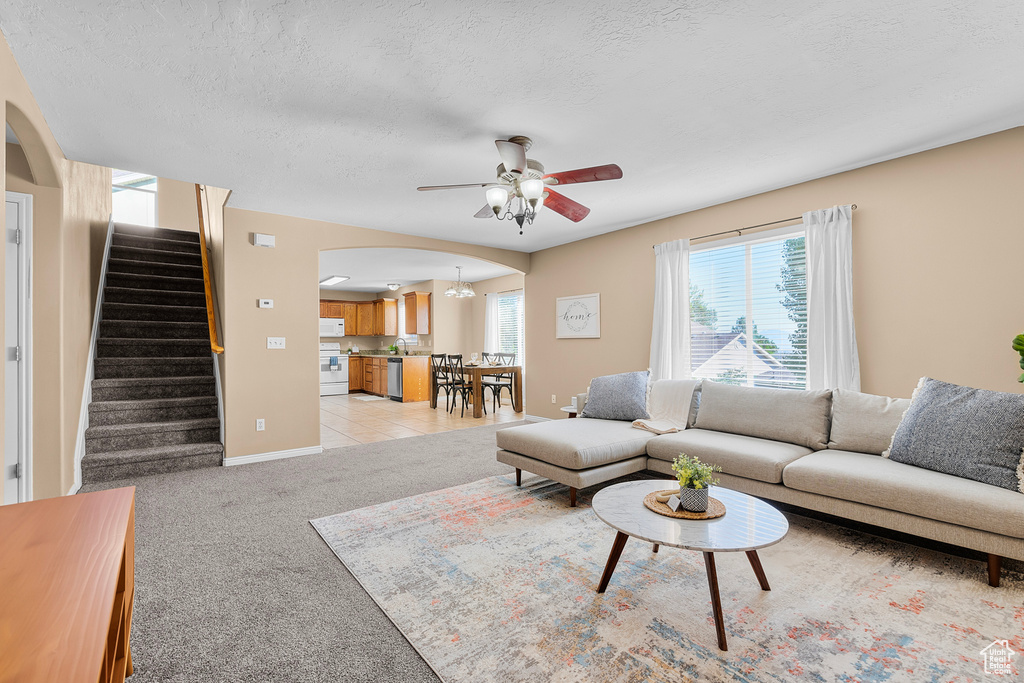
<box><xmin>195</xmin><ymin>184</ymin><xmax>224</xmax><ymax>354</ymax></box>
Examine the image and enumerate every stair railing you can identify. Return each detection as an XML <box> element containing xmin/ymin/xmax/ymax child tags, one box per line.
<box><xmin>195</xmin><ymin>184</ymin><xmax>224</xmax><ymax>354</ymax></box>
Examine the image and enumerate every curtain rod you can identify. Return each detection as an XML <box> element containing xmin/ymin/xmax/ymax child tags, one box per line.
<box><xmin>652</xmin><ymin>204</ymin><xmax>857</xmax><ymax>249</ymax></box>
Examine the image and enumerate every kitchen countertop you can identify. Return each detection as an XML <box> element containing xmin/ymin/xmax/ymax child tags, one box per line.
<box><xmin>346</xmin><ymin>352</ymin><xmax>431</xmax><ymax>357</ymax></box>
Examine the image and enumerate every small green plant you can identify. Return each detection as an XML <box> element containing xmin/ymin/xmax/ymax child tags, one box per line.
<box><xmin>1014</xmin><ymin>333</ymin><xmax>1024</xmax><ymax>383</ymax></box>
<box><xmin>387</xmin><ymin>344</ymin><xmax>399</xmax><ymax>353</ymax></box>
<box><xmin>671</xmin><ymin>453</ymin><xmax>721</xmax><ymax>490</ymax></box>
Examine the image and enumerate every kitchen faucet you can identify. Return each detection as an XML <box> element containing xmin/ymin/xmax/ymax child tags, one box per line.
<box><xmin>396</xmin><ymin>338</ymin><xmax>408</xmax><ymax>355</ymax></box>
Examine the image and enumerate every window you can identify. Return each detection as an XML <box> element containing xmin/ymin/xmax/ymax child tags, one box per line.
<box><xmin>111</xmin><ymin>170</ymin><xmax>157</xmax><ymax>226</ymax></box>
<box><xmin>689</xmin><ymin>228</ymin><xmax>806</xmax><ymax>389</ymax></box>
<box><xmin>496</xmin><ymin>290</ymin><xmax>525</xmax><ymax>366</ymax></box>
<box><xmin>397</xmin><ymin>298</ymin><xmax>417</xmax><ymax>344</ymax></box>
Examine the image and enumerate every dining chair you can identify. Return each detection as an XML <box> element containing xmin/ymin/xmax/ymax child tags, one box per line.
<box><xmin>447</xmin><ymin>354</ymin><xmax>484</xmax><ymax>417</ymax></box>
<box><xmin>430</xmin><ymin>353</ymin><xmax>455</xmax><ymax>412</ymax></box>
<box><xmin>482</xmin><ymin>352</ymin><xmax>516</xmax><ymax>412</ymax></box>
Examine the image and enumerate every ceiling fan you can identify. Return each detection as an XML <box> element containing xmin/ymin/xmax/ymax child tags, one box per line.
<box><xmin>417</xmin><ymin>136</ymin><xmax>622</xmax><ymax>234</ymax></box>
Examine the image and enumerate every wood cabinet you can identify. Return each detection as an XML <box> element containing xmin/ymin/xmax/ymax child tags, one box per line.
<box><xmin>403</xmin><ymin>291</ymin><xmax>431</xmax><ymax>334</ymax></box>
<box><xmin>343</xmin><ymin>303</ymin><xmax>358</xmax><ymax>336</ymax></box>
<box><xmin>356</xmin><ymin>302</ymin><xmax>374</xmax><ymax>336</ymax></box>
<box><xmin>320</xmin><ymin>300</ymin><xmax>328</xmax><ymax>317</ymax></box>
<box><xmin>321</xmin><ymin>299</ymin><xmax>398</xmax><ymax>337</ymax></box>
<box><xmin>373</xmin><ymin>298</ymin><xmax>398</xmax><ymax>336</ymax></box>
<box><xmin>401</xmin><ymin>356</ymin><xmax>430</xmax><ymax>401</ymax></box>
<box><xmin>0</xmin><ymin>487</ymin><xmax>136</xmax><ymax>683</ymax></box>
<box><xmin>361</xmin><ymin>356</ymin><xmax>387</xmax><ymax>396</ymax></box>
<box><xmin>348</xmin><ymin>356</ymin><xmax>362</xmax><ymax>391</ymax></box>
<box><xmin>319</xmin><ymin>300</ymin><xmax>345</xmax><ymax>318</ymax></box>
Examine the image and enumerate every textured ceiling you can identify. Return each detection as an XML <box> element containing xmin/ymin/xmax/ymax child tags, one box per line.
<box><xmin>319</xmin><ymin>248</ymin><xmax>517</xmax><ymax>293</ymax></box>
<box><xmin>2</xmin><ymin>1</ymin><xmax>1023</xmax><ymax>252</ymax></box>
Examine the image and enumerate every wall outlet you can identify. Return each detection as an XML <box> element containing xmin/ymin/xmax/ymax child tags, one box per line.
<box><xmin>267</xmin><ymin>337</ymin><xmax>286</xmax><ymax>349</ymax></box>
<box><xmin>551</xmin><ymin>394</ymin><xmax>557</xmax><ymax>404</ymax></box>
<box><xmin>255</xmin><ymin>418</ymin><xmax>265</xmax><ymax>432</ymax></box>
<box><xmin>258</xmin><ymin>299</ymin><xmax>274</xmax><ymax>309</ymax></box>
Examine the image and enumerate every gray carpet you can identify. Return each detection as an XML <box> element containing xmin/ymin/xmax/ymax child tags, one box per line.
<box><xmin>82</xmin><ymin>421</ymin><xmax>528</xmax><ymax>683</ymax></box>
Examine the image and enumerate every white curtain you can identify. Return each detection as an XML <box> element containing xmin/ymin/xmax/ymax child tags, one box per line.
<box><xmin>649</xmin><ymin>239</ymin><xmax>691</xmax><ymax>381</ymax></box>
<box><xmin>805</xmin><ymin>204</ymin><xmax>860</xmax><ymax>391</ymax></box>
<box><xmin>483</xmin><ymin>292</ymin><xmax>500</xmax><ymax>354</ymax></box>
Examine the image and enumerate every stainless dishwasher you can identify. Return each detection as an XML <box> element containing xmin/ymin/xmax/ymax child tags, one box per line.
<box><xmin>387</xmin><ymin>357</ymin><xmax>403</xmax><ymax>402</ymax></box>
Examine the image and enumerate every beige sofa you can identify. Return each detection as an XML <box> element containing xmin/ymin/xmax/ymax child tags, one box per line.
<box><xmin>496</xmin><ymin>381</ymin><xmax>1024</xmax><ymax>586</ymax></box>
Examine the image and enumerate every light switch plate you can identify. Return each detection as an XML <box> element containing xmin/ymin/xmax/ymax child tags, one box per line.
<box><xmin>258</xmin><ymin>299</ymin><xmax>274</xmax><ymax>309</ymax></box>
<box><xmin>267</xmin><ymin>337</ymin><xmax>286</xmax><ymax>349</ymax></box>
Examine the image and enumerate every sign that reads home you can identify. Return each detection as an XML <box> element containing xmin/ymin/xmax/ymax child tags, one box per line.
<box><xmin>556</xmin><ymin>293</ymin><xmax>601</xmax><ymax>339</ymax></box>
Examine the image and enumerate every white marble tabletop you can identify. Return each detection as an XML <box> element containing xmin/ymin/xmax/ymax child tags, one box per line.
<box><xmin>592</xmin><ymin>480</ymin><xmax>789</xmax><ymax>553</ymax></box>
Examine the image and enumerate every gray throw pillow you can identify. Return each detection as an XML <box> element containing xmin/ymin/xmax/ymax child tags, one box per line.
<box><xmin>885</xmin><ymin>377</ymin><xmax>1024</xmax><ymax>493</ymax></box>
<box><xmin>580</xmin><ymin>371</ymin><xmax>651</xmax><ymax>421</ymax></box>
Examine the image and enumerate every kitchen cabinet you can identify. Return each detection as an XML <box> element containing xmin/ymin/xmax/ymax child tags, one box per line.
<box><xmin>348</xmin><ymin>356</ymin><xmax>362</xmax><ymax>391</ymax></box>
<box><xmin>343</xmin><ymin>303</ymin><xmax>358</xmax><ymax>336</ymax></box>
<box><xmin>363</xmin><ymin>357</ymin><xmax>386</xmax><ymax>395</ymax></box>
<box><xmin>403</xmin><ymin>291</ymin><xmax>431</xmax><ymax>334</ymax></box>
<box><xmin>401</xmin><ymin>356</ymin><xmax>430</xmax><ymax>401</ymax></box>
<box><xmin>319</xmin><ymin>301</ymin><xmax>328</xmax><ymax>317</ymax></box>
<box><xmin>356</xmin><ymin>302</ymin><xmax>374</xmax><ymax>336</ymax></box>
<box><xmin>319</xmin><ymin>300</ymin><xmax>344</xmax><ymax>318</ymax></box>
<box><xmin>373</xmin><ymin>298</ymin><xmax>398</xmax><ymax>336</ymax></box>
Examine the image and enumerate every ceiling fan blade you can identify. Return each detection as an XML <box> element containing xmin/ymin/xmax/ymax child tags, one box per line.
<box><xmin>417</xmin><ymin>183</ymin><xmax>495</xmax><ymax>191</ymax></box>
<box><xmin>495</xmin><ymin>140</ymin><xmax>527</xmax><ymax>175</ymax></box>
<box><xmin>543</xmin><ymin>164</ymin><xmax>623</xmax><ymax>185</ymax></box>
<box><xmin>543</xmin><ymin>189</ymin><xmax>591</xmax><ymax>222</ymax></box>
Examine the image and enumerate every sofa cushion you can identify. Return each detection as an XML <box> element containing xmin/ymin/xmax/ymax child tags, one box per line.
<box><xmin>693</xmin><ymin>381</ymin><xmax>832</xmax><ymax>449</ymax></box>
<box><xmin>646</xmin><ymin>428</ymin><xmax>813</xmax><ymax>484</ymax></box>
<box><xmin>784</xmin><ymin>450</ymin><xmax>1024</xmax><ymax>539</ymax></box>
<box><xmin>885</xmin><ymin>377</ymin><xmax>1024</xmax><ymax>493</ymax></box>
<box><xmin>828</xmin><ymin>389</ymin><xmax>911</xmax><ymax>455</ymax></box>
<box><xmin>579</xmin><ymin>371</ymin><xmax>651</xmax><ymax>421</ymax></box>
<box><xmin>495</xmin><ymin>418</ymin><xmax>655</xmax><ymax>470</ymax></box>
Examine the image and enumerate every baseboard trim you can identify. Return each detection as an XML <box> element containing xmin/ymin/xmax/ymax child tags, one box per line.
<box><xmin>66</xmin><ymin>481</ymin><xmax>81</xmax><ymax>496</ymax></box>
<box><xmin>525</xmin><ymin>414</ymin><xmax>551</xmax><ymax>422</ymax></box>
<box><xmin>222</xmin><ymin>445</ymin><xmax>323</xmax><ymax>467</ymax></box>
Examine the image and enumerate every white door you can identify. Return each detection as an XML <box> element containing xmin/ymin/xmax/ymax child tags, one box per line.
<box><xmin>4</xmin><ymin>192</ymin><xmax>31</xmax><ymax>504</ymax></box>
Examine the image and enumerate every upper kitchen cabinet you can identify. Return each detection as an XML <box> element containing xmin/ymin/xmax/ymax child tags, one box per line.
<box><xmin>325</xmin><ymin>301</ymin><xmax>344</xmax><ymax>318</ymax></box>
<box><xmin>356</xmin><ymin>302</ymin><xmax>374</xmax><ymax>336</ymax></box>
<box><xmin>343</xmin><ymin>303</ymin><xmax>358</xmax><ymax>336</ymax></box>
<box><xmin>403</xmin><ymin>291</ymin><xmax>431</xmax><ymax>335</ymax></box>
<box><xmin>373</xmin><ymin>299</ymin><xmax>398</xmax><ymax>336</ymax></box>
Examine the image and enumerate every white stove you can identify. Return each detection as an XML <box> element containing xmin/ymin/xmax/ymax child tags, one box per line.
<box><xmin>319</xmin><ymin>343</ymin><xmax>349</xmax><ymax>396</ymax></box>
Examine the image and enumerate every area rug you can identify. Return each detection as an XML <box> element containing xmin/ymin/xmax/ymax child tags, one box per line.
<box><xmin>352</xmin><ymin>395</ymin><xmax>389</xmax><ymax>402</ymax></box>
<box><xmin>311</xmin><ymin>475</ymin><xmax>1023</xmax><ymax>682</ymax></box>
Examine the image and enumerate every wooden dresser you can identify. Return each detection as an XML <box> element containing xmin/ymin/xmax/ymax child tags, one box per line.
<box><xmin>0</xmin><ymin>487</ymin><xmax>136</xmax><ymax>683</ymax></box>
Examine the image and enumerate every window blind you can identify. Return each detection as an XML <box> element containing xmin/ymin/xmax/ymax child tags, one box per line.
<box><xmin>496</xmin><ymin>290</ymin><xmax>525</xmax><ymax>366</ymax></box>
<box><xmin>689</xmin><ymin>229</ymin><xmax>806</xmax><ymax>389</ymax></box>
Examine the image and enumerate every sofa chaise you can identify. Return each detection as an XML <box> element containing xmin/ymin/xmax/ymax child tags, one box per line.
<box><xmin>496</xmin><ymin>380</ymin><xmax>1024</xmax><ymax>586</ymax></box>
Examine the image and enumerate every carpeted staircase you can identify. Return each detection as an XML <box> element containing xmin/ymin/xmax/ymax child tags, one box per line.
<box><xmin>81</xmin><ymin>223</ymin><xmax>223</xmax><ymax>483</ymax></box>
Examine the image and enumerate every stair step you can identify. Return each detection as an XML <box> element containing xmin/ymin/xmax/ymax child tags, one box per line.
<box><xmin>97</xmin><ymin>338</ymin><xmax>211</xmax><ymax>358</ymax></box>
<box><xmin>94</xmin><ymin>356</ymin><xmax>214</xmax><ymax>379</ymax></box>
<box><xmin>85</xmin><ymin>417</ymin><xmax>221</xmax><ymax>453</ymax></box>
<box><xmin>92</xmin><ymin>375</ymin><xmax>215</xmax><ymax>401</ymax></box>
<box><xmin>109</xmin><ymin>244</ymin><xmax>203</xmax><ymax>267</ymax></box>
<box><xmin>103</xmin><ymin>287</ymin><xmax>206</xmax><ymax>307</ymax></box>
<box><xmin>102</xmin><ymin>302</ymin><xmax>208</xmax><ymax>323</ymax></box>
<box><xmin>101</xmin><ymin>319</ymin><xmax>209</xmax><ymax>341</ymax></box>
<box><xmin>107</xmin><ymin>258</ymin><xmax>204</xmax><ymax>280</ymax></box>
<box><xmin>114</xmin><ymin>223</ymin><xmax>201</xmax><ymax>244</ymax></box>
<box><xmin>106</xmin><ymin>272</ymin><xmax>205</xmax><ymax>293</ymax></box>
<box><xmin>89</xmin><ymin>396</ymin><xmax>218</xmax><ymax>426</ymax></box>
<box><xmin>112</xmin><ymin>232</ymin><xmax>202</xmax><ymax>255</ymax></box>
<box><xmin>81</xmin><ymin>442</ymin><xmax>222</xmax><ymax>483</ymax></box>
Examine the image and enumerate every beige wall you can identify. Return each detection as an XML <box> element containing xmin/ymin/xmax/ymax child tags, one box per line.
<box><xmin>525</xmin><ymin>127</ymin><xmax>1024</xmax><ymax>419</ymax></box>
<box><xmin>3</xmin><ymin>31</ymin><xmax>112</xmax><ymax>501</ymax></box>
<box><xmin>157</xmin><ymin>176</ymin><xmax>201</xmax><ymax>232</ymax></box>
<box><xmin>219</xmin><ymin>207</ymin><xmax>529</xmax><ymax>459</ymax></box>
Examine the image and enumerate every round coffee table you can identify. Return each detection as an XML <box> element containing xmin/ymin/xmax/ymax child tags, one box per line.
<box><xmin>592</xmin><ymin>479</ymin><xmax>789</xmax><ymax>651</ymax></box>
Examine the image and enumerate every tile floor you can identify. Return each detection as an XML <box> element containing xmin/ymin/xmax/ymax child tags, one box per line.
<box><xmin>320</xmin><ymin>391</ymin><xmax>524</xmax><ymax>449</ymax></box>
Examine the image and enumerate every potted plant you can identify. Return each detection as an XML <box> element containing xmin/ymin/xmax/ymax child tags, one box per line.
<box><xmin>387</xmin><ymin>344</ymin><xmax>399</xmax><ymax>356</ymax></box>
<box><xmin>1014</xmin><ymin>333</ymin><xmax>1024</xmax><ymax>383</ymax></box>
<box><xmin>671</xmin><ymin>453</ymin><xmax>722</xmax><ymax>513</ymax></box>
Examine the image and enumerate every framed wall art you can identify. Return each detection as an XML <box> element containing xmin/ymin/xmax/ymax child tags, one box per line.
<box><xmin>556</xmin><ymin>293</ymin><xmax>601</xmax><ymax>339</ymax></box>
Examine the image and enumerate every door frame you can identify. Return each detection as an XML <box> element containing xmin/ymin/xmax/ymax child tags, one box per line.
<box><xmin>5</xmin><ymin>191</ymin><xmax>33</xmax><ymax>503</ymax></box>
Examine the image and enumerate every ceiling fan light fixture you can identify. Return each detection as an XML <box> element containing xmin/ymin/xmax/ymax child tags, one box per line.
<box><xmin>520</xmin><ymin>178</ymin><xmax>544</xmax><ymax>210</ymax></box>
<box><xmin>486</xmin><ymin>187</ymin><xmax>508</xmax><ymax>217</ymax></box>
<box><xmin>319</xmin><ymin>275</ymin><xmax>350</xmax><ymax>286</ymax></box>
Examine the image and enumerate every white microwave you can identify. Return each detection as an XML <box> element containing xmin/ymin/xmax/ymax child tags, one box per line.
<box><xmin>319</xmin><ymin>318</ymin><xmax>345</xmax><ymax>337</ymax></box>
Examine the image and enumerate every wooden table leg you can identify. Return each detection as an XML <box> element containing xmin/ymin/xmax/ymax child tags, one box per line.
<box><xmin>428</xmin><ymin>370</ymin><xmax>437</xmax><ymax>409</ymax></box>
<box><xmin>513</xmin><ymin>368</ymin><xmax>523</xmax><ymax>413</ymax></box>
<box><xmin>472</xmin><ymin>371</ymin><xmax>484</xmax><ymax>418</ymax></box>
<box><xmin>746</xmin><ymin>550</ymin><xmax>771</xmax><ymax>591</ymax></box>
<box><xmin>597</xmin><ymin>532</ymin><xmax>629</xmax><ymax>593</ymax></box>
<box><xmin>652</xmin><ymin>544</ymin><xmax>659</xmax><ymax>553</ymax></box>
<box><xmin>515</xmin><ymin>468</ymin><xmax>522</xmax><ymax>487</ymax></box>
<box><xmin>703</xmin><ymin>551</ymin><xmax>728</xmax><ymax>651</ymax></box>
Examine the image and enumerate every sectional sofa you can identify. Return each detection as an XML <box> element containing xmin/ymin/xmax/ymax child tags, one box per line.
<box><xmin>496</xmin><ymin>381</ymin><xmax>1024</xmax><ymax>586</ymax></box>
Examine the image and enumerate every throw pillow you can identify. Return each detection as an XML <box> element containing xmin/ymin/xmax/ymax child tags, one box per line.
<box><xmin>828</xmin><ymin>389</ymin><xmax>911</xmax><ymax>455</ymax></box>
<box><xmin>580</xmin><ymin>370</ymin><xmax>651</xmax><ymax>421</ymax></box>
<box><xmin>694</xmin><ymin>381</ymin><xmax>833</xmax><ymax>450</ymax></box>
<box><xmin>885</xmin><ymin>377</ymin><xmax>1024</xmax><ymax>493</ymax></box>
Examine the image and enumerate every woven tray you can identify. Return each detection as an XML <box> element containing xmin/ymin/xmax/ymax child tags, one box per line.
<box><xmin>643</xmin><ymin>490</ymin><xmax>726</xmax><ymax>520</ymax></box>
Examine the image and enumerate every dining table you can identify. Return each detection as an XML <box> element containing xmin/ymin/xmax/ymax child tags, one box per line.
<box><xmin>429</xmin><ymin>364</ymin><xmax>523</xmax><ymax>418</ymax></box>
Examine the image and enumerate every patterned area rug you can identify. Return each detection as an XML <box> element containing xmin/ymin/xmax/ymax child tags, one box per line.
<box><xmin>311</xmin><ymin>475</ymin><xmax>1023</xmax><ymax>682</ymax></box>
